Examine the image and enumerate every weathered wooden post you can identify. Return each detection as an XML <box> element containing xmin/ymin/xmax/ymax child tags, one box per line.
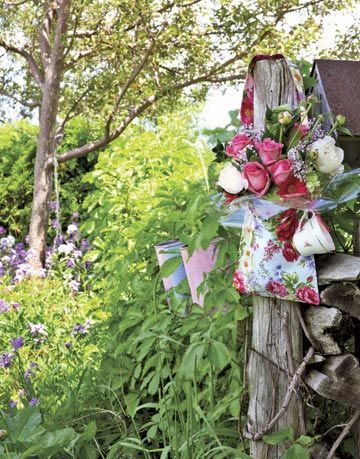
<box><xmin>246</xmin><ymin>57</ymin><xmax>304</xmax><ymax>458</ymax></box>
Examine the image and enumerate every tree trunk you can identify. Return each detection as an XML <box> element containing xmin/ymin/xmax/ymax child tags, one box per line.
<box><xmin>246</xmin><ymin>58</ymin><xmax>303</xmax><ymax>458</ymax></box>
<box><xmin>28</xmin><ymin>0</ymin><xmax>70</xmax><ymax>271</ymax></box>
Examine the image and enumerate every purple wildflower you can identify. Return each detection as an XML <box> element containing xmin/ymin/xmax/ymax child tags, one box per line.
<box><xmin>11</xmin><ymin>337</ymin><xmax>24</xmax><ymax>351</ymax></box>
<box><xmin>72</xmin><ymin>212</ymin><xmax>80</xmax><ymax>220</ymax></box>
<box><xmin>72</xmin><ymin>319</ymin><xmax>91</xmax><ymax>336</ymax></box>
<box><xmin>51</xmin><ymin>219</ymin><xmax>61</xmax><ymax>230</ymax></box>
<box><xmin>80</xmin><ymin>239</ymin><xmax>90</xmax><ymax>252</ymax></box>
<box><xmin>67</xmin><ymin>258</ymin><xmax>75</xmax><ymax>269</ymax></box>
<box><xmin>29</xmin><ymin>397</ymin><xmax>39</xmax><ymax>406</ymax></box>
<box><xmin>0</xmin><ymin>226</ymin><xmax>6</xmax><ymax>236</ymax></box>
<box><xmin>64</xmin><ymin>341</ymin><xmax>73</xmax><ymax>349</ymax></box>
<box><xmin>67</xmin><ymin>223</ymin><xmax>78</xmax><ymax>235</ymax></box>
<box><xmin>0</xmin><ymin>352</ymin><xmax>13</xmax><ymax>368</ymax></box>
<box><xmin>49</xmin><ymin>201</ymin><xmax>58</xmax><ymax>211</ymax></box>
<box><xmin>9</xmin><ymin>400</ymin><xmax>17</xmax><ymax>408</ymax></box>
<box><xmin>0</xmin><ymin>299</ymin><xmax>9</xmax><ymax>313</ymax></box>
<box><xmin>68</xmin><ymin>279</ymin><xmax>80</xmax><ymax>293</ymax></box>
<box><xmin>72</xmin><ymin>324</ymin><xmax>86</xmax><ymax>335</ymax></box>
<box><xmin>84</xmin><ymin>261</ymin><xmax>92</xmax><ymax>270</ymax></box>
<box><xmin>12</xmin><ymin>303</ymin><xmax>20</xmax><ymax>311</ymax></box>
<box><xmin>28</xmin><ymin>323</ymin><xmax>48</xmax><ymax>343</ymax></box>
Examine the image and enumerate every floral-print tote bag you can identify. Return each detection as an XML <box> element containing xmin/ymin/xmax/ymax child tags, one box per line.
<box><xmin>233</xmin><ymin>204</ymin><xmax>320</xmax><ymax>305</ymax></box>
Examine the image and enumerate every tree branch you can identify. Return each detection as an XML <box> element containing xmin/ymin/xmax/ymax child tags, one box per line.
<box><xmin>0</xmin><ymin>89</ymin><xmax>40</xmax><ymax>108</ymax></box>
<box><xmin>57</xmin><ymin>53</ymin><xmax>247</xmax><ymax>164</ymax></box>
<box><xmin>244</xmin><ymin>346</ymin><xmax>315</xmax><ymax>441</ymax></box>
<box><xmin>326</xmin><ymin>408</ymin><xmax>360</xmax><ymax>459</ymax></box>
<box><xmin>38</xmin><ymin>3</ymin><xmax>56</xmax><ymax>67</ymax></box>
<box><xmin>104</xmin><ymin>38</ymin><xmax>158</xmax><ymax>135</ymax></box>
<box><xmin>0</xmin><ymin>38</ymin><xmax>44</xmax><ymax>88</ymax></box>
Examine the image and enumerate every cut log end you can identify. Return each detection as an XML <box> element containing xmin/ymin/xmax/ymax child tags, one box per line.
<box><xmin>306</xmin><ymin>354</ymin><xmax>360</xmax><ymax>407</ymax></box>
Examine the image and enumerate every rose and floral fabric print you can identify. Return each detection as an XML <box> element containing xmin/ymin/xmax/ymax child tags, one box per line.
<box><xmin>233</xmin><ymin>205</ymin><xmax>320</xmax><ymax>305</ymax></box>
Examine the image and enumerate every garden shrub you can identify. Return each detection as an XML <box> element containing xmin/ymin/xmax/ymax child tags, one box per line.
<box><xmin>79</xmin><ymin>111</ymin><xmax>252</xmax><ymax>457</ymax></box>
<box><xmin>0</xmin><ymin>118</ymin><xmax>98</xmax><ymax>238</ymax></box>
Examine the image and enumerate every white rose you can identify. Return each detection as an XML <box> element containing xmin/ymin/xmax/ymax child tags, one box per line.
<box><xmin>217</xmin><ymin>163</ymin><xmax>248</xmax><ymax>194</ymax></box>
<box><xmin>307</xmin><ymin>136</ymin><xmax>344</xmax><ymax>175</ymax></box>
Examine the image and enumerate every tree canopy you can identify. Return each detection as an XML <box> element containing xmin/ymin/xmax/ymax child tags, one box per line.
<box><xmin>0</xmin><ymin>0</ymin><xmax>353</xmax><ymax>161</ymax></box>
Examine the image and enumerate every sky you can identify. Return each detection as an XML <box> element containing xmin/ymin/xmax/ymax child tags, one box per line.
<box><xmin>199</xmin><ymin>6</ymin><xmax>359</xmax><ymax>130</ymax></box>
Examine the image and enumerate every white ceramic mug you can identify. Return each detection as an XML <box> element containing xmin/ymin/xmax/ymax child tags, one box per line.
<box><xmin>292</xmin><ymin>213</ymin><xmax>335</xmax><ymax>257</ymax></box>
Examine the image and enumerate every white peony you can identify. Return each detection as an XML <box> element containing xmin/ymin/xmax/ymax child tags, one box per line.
<box><xmin>307</xmin><ymin>136</ymin><xmax>344</xmax><ymax>175</ymax></box>
<box><xmin>217</xmin><ymin>163</ymin><xmax>248</xmax><ymax>194</ymax></box>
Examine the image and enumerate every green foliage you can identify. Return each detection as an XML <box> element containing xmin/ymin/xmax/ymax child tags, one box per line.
<box><xmin>0</xmin><ymin>278</ymin><xmax>106</xmax><ymax>416</ymax></box>
<box><xmin>78</xmin><ymin>111</ymin><xmax>250</xmax><ymax>457</ymax></box>
<box><xmin>263</xmin><ymin>428</ymin><xmax>312</xmax><ymax>458</ymax></box>
<box><xmin>0</xmin><ymin>119</ymin><xmax>97</xmax><ymax>237</ymax></box>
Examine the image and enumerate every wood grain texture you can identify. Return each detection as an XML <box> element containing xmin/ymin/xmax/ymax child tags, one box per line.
<box><xmin>316</xmin><ymin>253</ymin><xmax>360</xmax><ymax>285</ymax></box>
<box><xmin>304</xmin><ymin>306</ymin><xmax>342</xmax><ymax>355</ymax></box>
<box><xmin>247</xmin><ymin>297</ymin><xmax>303</xmax><ymax>458</ymax></box>
<box><xmin>253</xmin><ymin>59</ymin><xmax>298</xmax><ymax>132</ymax></box>
<box><xmin>320</xmin><ymin>282</ymin><xmax>360</xmax><ymax>319</ymax></box>
<box><xmin>247</xmin><ymin>57</ymin><xmax>303</xmax><ymax>459</ymax></box>
<box><xmin>306</xmin><ymin>354</ymin><xmax>360</xmax><ymax>407</ymax></box>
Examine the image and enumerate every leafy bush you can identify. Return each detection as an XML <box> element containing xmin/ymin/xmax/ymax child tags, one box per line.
<box><xmin>0</xmin><ymin>118</ymin><xmax>98</xmax><ymax>238</ymax></box>
<box><xmin>78</xmin><ymin>111</ymin><xmax>252</xmax><ymax>457</ymax></box>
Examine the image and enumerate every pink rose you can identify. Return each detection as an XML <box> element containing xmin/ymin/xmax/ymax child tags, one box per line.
<box><xmin>295</xmin><ymin>286</ymin><xmax>320</xmax><ymax>305</ymax></box>
<box><xmin>269</xmin><ymin>159</ymin><xmax>293</xmax><ymax>185</ymax></box>
<box><xmin>255</xmin><ymin>138</ymin><xmax>283</xmax><ymax>166</ymax></box>
<box><xmin>282</xmin><ymin>242</ymin><xmax>299</xmax><ymax>262</ymax></box>
<box><xmin>243</xmin><ymin>162</ymin><xmax>270</xmax><ymax>197</ymax></box>
<box><xmin>226</xmin><ymin>134</ymin><xmax>252</xmax><ymax>159</ymax></box>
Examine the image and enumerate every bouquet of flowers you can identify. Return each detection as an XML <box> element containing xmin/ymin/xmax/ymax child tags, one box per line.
<box><xmin>217</xmin><ymin>95</ymin><xmax>349</xmax><ymax>208</ymax></box>
<box><xmin>215</xmin><ymin>94</ymin><xmax>360</xmax><ymax>304</ymax></box>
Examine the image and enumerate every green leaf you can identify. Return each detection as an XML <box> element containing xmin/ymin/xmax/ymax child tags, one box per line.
<box><xmin>179</xmin><ymin>342</ymin><xmax>207</xmax><ymax>377</ymax></box>
<box><xmin>159</xmin><ymin>256</ymin><xmax>182</xmax><ymax>278</ymax></box>
<box><xmin>160</xmin><ymin>445</ymin><xmax>172</xmax><ymax>459</ymax></box>
<box><xmin>200</xmin><ymin>215</ymin><xmax>219</xmax><ymax>247</ymax></box>
<box><xmin>263</xmin><ymin>427</ymin><xmax>294</xmax><ymax>445</ymax></box>
<box><xmin>207</xmin><ymin>340</ymin><xmax>231</xmax><ymax>371</ymax></box>
<box><xmin>284</xmin><ymin>444</ymin><xmax>310</xmax><ymax>459</ymax></box>
<box><xmin>125</xmin><ymin>393</ymin><xmax>140</xmax><ymax>418</ymax></box>
<box><xmin>235</xmin><ymin>306</ymin><xmax>249</xmax><ymax>321</ymax></box>
<box><xmin>337</xmin><ymin>126</ymin><xmax>353</xmax><ymax>137</ymax></box>
<box><xmin>297</xmin><ymin>435</ymin><xmax>313</xmax><ymax>447</ymax></box>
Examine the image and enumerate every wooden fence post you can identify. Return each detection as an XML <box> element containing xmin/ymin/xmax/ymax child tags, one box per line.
<box><xmin>246</xmin><ymin>58</ymin><xmax>303</xmax><ymax>458</ymax></box>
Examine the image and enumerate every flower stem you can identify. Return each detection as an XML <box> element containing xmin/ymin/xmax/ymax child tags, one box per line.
<box><xmin>279</xmin><ymin>126</ymin><xmax>284</xmax><ymax>144</ymax></box>
<box><xmin>327</xmin><ymin>120</ymin><xmax>338</xmax><ymax>137</ymax></box>
<box><xmin>286</xmin><ymin>103</ymin><xmax>312</xmax><ymax>152</ymax></box>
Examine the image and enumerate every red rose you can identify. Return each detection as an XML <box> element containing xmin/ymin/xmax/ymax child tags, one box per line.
<box><xmin>282</xmin><ymin>241</ymin><xmax>299</xmax><ymax>262</ymax></box>
<box><xmin>269</xmin><ymin>159</ymin><xmax>293</xmax><ymax>185</ymax></box>
<box><xmin>295</xmin><ymin>286</ymin><xmax>320</xmax><ymax>305</ymax></box>
<box><xmin>255</xmin><ymin>138</ymin><xmax>283</xmax><ymax>166</ymax></box>
<box><xmin>226</xmin><ymin>134</ymin><xmax>252</xmax><ymax>159</ymax></box>
<box><xmin>265</xmin><ymin>280</ymin><xmax>288</xmax><ymax>297</ymax></box>
<box><xmin>243</xmin><ymin>161</ymin><xmax>270</xmax><ymax>197</ymax></box>
<box><xmin>277</xmin><ymin>176</ymin><xmax>308</xmax><ymax>200</ymax></box>
<box><xmin>233</xmin><ymin>270</ymin><xmax>247</xmax><ymax>294</ymax></box>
